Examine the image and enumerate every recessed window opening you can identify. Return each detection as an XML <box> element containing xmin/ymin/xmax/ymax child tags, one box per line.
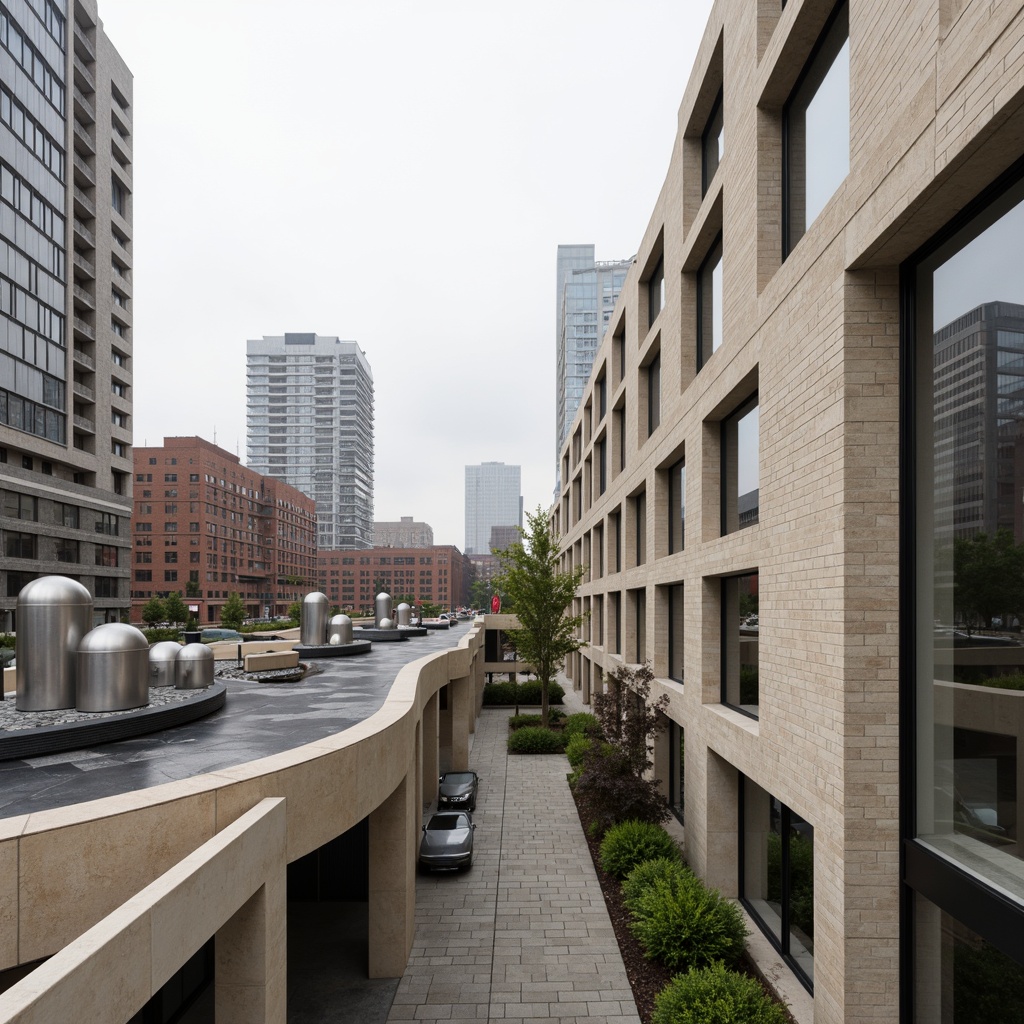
<box><xmin>722</xmin><ymin>571</ymin><xmax>758</xmax><ymax>716</ymax></box>
<box><xmin>722</xmin><ymin>395</ymin><xmax>759</xmax><ymax>534</ymax></box>
<box><xmin>648</xmin><ymin>257</ymin><xmax>665</xmax><ymax>328</ymax></box>
<box><xmin>647</xmin><ymin>354</ymin><xmax>661</xmax><ymax>437</ymax></box>
<box><xmin>702</xmin><ymin>89</ymin><xmax>724</xmax><ymax>195</ymax></box>
<box><xmin>783</xmin><ymin>0</ymin><xmax>849</xmax><ymax>256</ymax></box>
<box><xmin>668</xmin><ymin>459</ymin><xmax>685</xmax><ymax>553</ymax></box>
<box><xmin>698</xmin><ymin>235</ymin><xmax>723</xmax><ymax>368</ymax></box>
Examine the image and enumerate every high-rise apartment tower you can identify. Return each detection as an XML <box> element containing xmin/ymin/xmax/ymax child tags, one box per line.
<box><xmin>0</xmin><ymin>0</ymin><xmax>133</xmax><ymax>629</ymax></box>
<box><xmin>246</xmin><ymin>334</ymin><xmax>374</xmax><ymax>550</ymax></box>
<box><xmin>555</xmin><ymin>245</ymin><xmax>631</xmax><ymax>483</ymax></box>
<box><xmin>464</xmin><ymin>461</ymin><xmax>521</xmax><ymax>555</ymax></box>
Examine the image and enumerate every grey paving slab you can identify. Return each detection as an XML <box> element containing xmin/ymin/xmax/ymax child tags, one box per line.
<box><xmin>389</xmin><ymin>707</ymin><xmax>640</xmax><ymax>1024</ymax></box>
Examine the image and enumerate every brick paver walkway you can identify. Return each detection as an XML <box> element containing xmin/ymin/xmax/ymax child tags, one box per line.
<box><xmin>388</xmin><ymin>707</ymin><xmax>640</xmax><ymax>1024</ymax></box>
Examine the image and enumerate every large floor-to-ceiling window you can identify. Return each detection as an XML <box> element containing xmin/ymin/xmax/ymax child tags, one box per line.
<box><xmin>907</xmin><ymin>167</ymin><xmax>1024</xmax><ymax>1020</ymax></box>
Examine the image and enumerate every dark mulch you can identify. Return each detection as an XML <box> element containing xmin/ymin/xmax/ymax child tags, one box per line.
<box><xmin>572</xmin><ymin>794</ymin><xmax>798</xmax><ymax>1024</ymax></box>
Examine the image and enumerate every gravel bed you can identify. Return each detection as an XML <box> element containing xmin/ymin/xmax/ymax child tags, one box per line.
<box><xmin>0</xmin><ymin>685</ymin><xmax>210</xmax><ymax>732</ymax></box>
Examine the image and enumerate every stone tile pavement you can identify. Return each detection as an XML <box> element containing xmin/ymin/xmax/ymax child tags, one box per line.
<box><xmin>388</xmin><ymin>705</ymin><xmax>640</xmax><ymax>1024</ymax></box>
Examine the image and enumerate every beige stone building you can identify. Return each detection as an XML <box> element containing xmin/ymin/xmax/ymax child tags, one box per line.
<box><xmin>556</xmin><ymin>0</ymin><xmax>1024</xmax><ymax>1018</ymax></box>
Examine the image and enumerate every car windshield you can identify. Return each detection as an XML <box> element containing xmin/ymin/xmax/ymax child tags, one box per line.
<box><xmin>443</xmin><ymin>773</ymin><xmax>475</xmax><ymax>785</ymax></box>
<box><xmin>427</xmin><ymin>814</ymin><xmax>468</xmax><ymax>830</ymax></box>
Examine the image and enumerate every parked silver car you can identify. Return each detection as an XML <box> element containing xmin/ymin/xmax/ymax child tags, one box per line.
<box><xmin>418</xmin><ymin>812</ymin><xmax>475</xmax><ymax>872</ymax></box>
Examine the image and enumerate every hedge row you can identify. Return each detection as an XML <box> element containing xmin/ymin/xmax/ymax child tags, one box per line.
<box><xmin>483</xmin><ymin>680</ymin><xmax>565</xmax><ymax>706</ymax></box>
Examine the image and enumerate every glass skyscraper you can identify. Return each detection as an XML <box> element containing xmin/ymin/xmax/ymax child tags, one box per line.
<box><xmin>555</xmin><ymin>245</ymin><xmax>631</xmax><ymax>486</ymax></box>
<box><xmin>246</xmin><ymin>334</ymin><xmax>374</xmax><ymax>550</ymax></box>
<box><xmin>464</xmin><ymin>461</ymin><xmax>521</xmax><ymax>555</ymax></box>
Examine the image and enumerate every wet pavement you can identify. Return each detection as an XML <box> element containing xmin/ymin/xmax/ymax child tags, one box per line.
<box><xmin>0</xmin><ymin>624</ymin><xmax>468</xmax><ymax>819</ymax></box>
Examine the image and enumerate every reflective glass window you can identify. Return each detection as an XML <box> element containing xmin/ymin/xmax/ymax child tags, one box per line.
<box><xmin>722</xmin><ymin>396</ymin><xmax>759</xmax><ymax>534</ymax></box>
<box><xmin>698</xmin><ymin>236</ymin><xmax>723</xmax><ymax>368</ymax></box>
<box><xmin>784</xmin><ymin>1</ymin><xmax>849</xmax><ymax>254</ymax></box>
<box><xmin>668</xmin><ymin>459</ymin><xmax>685</xmax><ymax>554</ymax></box>
<box><xmin>702</xmin><ymin>89</ymin><xmax>724</xmax><ymax>195</ymax></box>
<box><xmin>723</xmin><ymin>572</ymin><xmax>758</xmax><ymax>715</ymax></box>
<box><xmin>914</xmin><ymin>178</ymin><xmax>1024</xmax><ymax>899</ymax></box>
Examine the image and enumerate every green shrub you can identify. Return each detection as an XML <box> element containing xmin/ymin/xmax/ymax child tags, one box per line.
<box><xmin>140</xmin><ymin>627</ymin><xmax>184</xmax><ymax>644</ymax></box>
<box><xmin>651</xmin><ymin>963</ymin><xmax>789</xmax><ymax>1024</ymax></box>
<box><xmin>629</xmin><ymin>871</ymin><xmax>748</xmax><ymax>971</ymax></box>
<box><xmin>600</xmin><ymin>820</ymin><xmax>680</xmax><ymax>879</ymax></box>
<box><xmin>565</xmin><ymin>733</ymin><xmax>593</xmax><ymax>771</ymax></box>
<box><xmin>482</xmin><ymin>680</ymin><xmax>565</xmax><ymax>706</ymax></box>
<box><xmin>564</xmin><ymin>712</ymin><xmax>602</xmax><ymax>739</ymax></box>
<box><xmin>483</xmin><ymin>682</ymin><xmax>519</xmax><ymax>705</ymax></box>
<box><xmin>622</xmin><ymin>857</ymin><xmax>689</xmax><ymax>909</ymax></box>
<box><xmin>0</xmin><ymin>634</ymin><xmax>15</xmax><ymax>650</ymax></box>
<box><xmin>507</xmin><ymin>727</ymin><xmax>565</xmax><ymax>754</ymax></box>
<box><xmin>509</xmin><ymin>714</ymin><xmax>544</xmax><ymax>730</ymax></box>
<box><xmin>517</xmin><ymin>679</ymin><xmax>565</xmax><ymax>705</ymax></box>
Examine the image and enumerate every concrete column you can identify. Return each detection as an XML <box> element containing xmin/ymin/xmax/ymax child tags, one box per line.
<box><xmin>422</xmin><ymin>691</ymin><xmax>439</xmax><ymax>809</ymax></box>
<box><xmin>450</xmin><ymin>675</ymin><xmax>471</xmax><ymax>771</ymax></box>
<box><xmin>214</xmin><ymin>874</ymin><xmax>287</xmax><ymax>1024</ymax></box>
<box><xmin>368</xmin><ymin>772</ymin><xmax>416</xmax><ymax>978</ymax></box>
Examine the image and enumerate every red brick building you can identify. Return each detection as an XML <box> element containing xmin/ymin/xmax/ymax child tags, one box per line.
<box><xmin>317</xmin><ymin>545</ymin><xmax>471</xmax><ymax>615</ymax></box>
<box><xmin>131</xmin><ymin>437</ymin><xmax>317</xmax><ymax>623</ymax></box>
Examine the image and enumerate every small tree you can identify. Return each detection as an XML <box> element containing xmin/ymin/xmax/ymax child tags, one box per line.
<box><xmin>220</xmin><ymin>592</ymin><xmax>246</xmax><ymax>631</ymax></box>
<box><xmin>286</xmin><ymin>601</ymin><xmax>302</xmax><ymax>624</ymax></box>
<box><xmin>494</xmin><ymin>506</ymin><xmax>586</xmax><ymax>728</ymax></box>
<box><xmin>164</xmin><ymin>591</ymin><xmax>188</xmax><ymax>627</ymax></box>
<box><xmin>184</xmin><ymin>579</ymin><xmax>201</xmax><ymax>598</ymax></box>
<box><xmin>141</xmin><ymin>596</ymin><xmax>166</xmax><ymax>626</ymax></box>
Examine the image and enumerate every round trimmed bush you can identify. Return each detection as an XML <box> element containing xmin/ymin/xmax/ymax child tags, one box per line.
<box><xmin>651</xmin><ymin>963</ymin><xmax>789</xmax><ymax>1024</ymax></box>
<box><xmin>483</xmin><ymin>682</ymin><xmax>519</xmax><ymax>706</ymax></box>
<box><xmin>565</xmin><ymin>733</ymin><xmax>593</xmax><ymax>771</ymax></box>
<box><xmin>622</xmin><ymin>856</ymin><xmax>689</xmax><ymax>909</ymax></box>
<box><xmin>516</xmin><ymin>679</ymin><xmax>565</xmax><ymax>705</ymax></box>
<box><xmin>564</xmin><ymin>712</ymin><xmax>602</xmax><ymax>739</ymax></box>
<box><xmin>600</xmin><ymin>820</ymin><xmax>680</xmax><ymax>879</ymax></box>
<box><xmin>629</xmin><ymin>871</ymin><xmax>748</xmax><ymax>971</ymax></box>
<box><xmin>507</xmin><ymin>726</ymin><xmax>565</xmax><ymax>754</ymax></box>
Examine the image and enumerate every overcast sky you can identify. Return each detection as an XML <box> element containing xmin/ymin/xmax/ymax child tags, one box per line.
<box><xmin>97</xmin><ymin>0</ymin><xmax>714</xmax><ymax>548</ymax></box>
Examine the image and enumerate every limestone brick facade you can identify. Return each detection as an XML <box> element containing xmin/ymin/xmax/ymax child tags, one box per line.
<box><xmin>556</xmin><ymin>0</ymin><xmax>1024</xmax><ymax>1019</ymax></box>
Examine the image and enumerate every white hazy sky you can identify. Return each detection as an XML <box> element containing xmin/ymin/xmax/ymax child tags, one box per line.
<box><xmin>96</xmin><ymin>0</ymin><xmax>714</xmax><ymax>548</ymax></box>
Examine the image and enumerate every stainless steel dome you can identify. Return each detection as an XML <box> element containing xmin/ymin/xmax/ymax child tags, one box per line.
<box><xmin>149</xmin><ymin>641</ymin><xmax>182</xmax><ymax>688</ymax></box>
<box><xmin>76</xmin><ymin>623</ymin><xmax>149</xmax><ymax>712</ymax></box>
<box><xmin>176</xmin><ymin>643</ymin><xmax>214</xmax><ymax>689</ymax></box>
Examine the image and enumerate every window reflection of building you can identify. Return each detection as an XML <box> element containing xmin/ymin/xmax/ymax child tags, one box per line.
<box><xmin>913</xmin><ymin>180</ymin><xmax>1024</xmax><ymax>1019</ymax></box>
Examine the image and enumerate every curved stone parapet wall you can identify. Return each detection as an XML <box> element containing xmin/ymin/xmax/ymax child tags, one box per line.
<box><xmin>0</xmin><ymin>620</ymin><xmax>487</xmax><ymax>1002</ymax></box>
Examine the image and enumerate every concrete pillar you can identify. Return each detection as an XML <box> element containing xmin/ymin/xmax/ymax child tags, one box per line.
<box><xmin>450</xmin><ymin>675</ymin><xmax>471</xmax><ymax>771</ymax></box>
<box><xmin>422</xmin><ymin>691</ymin><xmax>438</xmax><ymax>809</ymax></box>
<box><xmin>368</xmin><ymin>772</ymin><xmax>416</xmax><ymax>978</ymax></box>
<box><xmin>214</xmin><ymin>874</ymin><xmax>287</xmax><ymax>1024</ymax></box>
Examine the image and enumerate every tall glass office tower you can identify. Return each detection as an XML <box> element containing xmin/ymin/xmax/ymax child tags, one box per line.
<box><xmin>246</xmin><ymin>334</ymin><xmax>374</xmax><ymax>550</ymax></box>
<box><xmin>464</xmin><ymin>462</ymin><xmax>521</xmax><ymax>555</ymax></box>
<box><xmin>555</xmin><ymin>245</ymin><xmax>631</xmax><ymax>485</ymax></box>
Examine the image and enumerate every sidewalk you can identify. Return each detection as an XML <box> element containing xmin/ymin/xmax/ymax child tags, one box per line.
<box><xmin>388</xmin><ymin>705</ymin><xmax>640</xmax><ymax>1023</ymax></box>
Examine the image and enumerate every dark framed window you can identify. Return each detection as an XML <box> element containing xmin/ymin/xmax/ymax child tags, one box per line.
<box><xmin>61</xmin><ymin>504</ymin><xmax>79</xmax><ymax>529</ymax></box>
<box><xmin>55</xmin><ymin>539</ymin><xmax>78</xmax><ymax>563</ymax></box>
<box><xmin>721</xmin><ymin>571</ymin><xmax>758</xmax><ymax>716</ymax></box>
<box><xmin>632</xmin><ymin>587</ymin><xmax>646</xmax><ymax>663</ymax></box>
<box><xmin>597</xmin><ymin>373</ymin><xmax>607</xmax><ymax>421</ymax></box>
<box><xmin>648</xmin><ymin>257</ymin><xmax>665</xmax><ymax>329</ymax></box>
<box><xmin>646</xmin><ymin>354</ymin><xmax>661</xmax><ymax>437</ymax></box>
<box><xmin>616</xmin><ymin>405</ymin><xmax>626</xmax><ymax>472</ymax></box>
<box><xmin>4</xmin><ymin>530</ymin><xmax>35</xmax><ymax>558</ymax></box>
<box><xmin>669</xmin><ymin>459</ymin><xmax>685</xmax><ymax>554</ymax></box>
<box><xmin>611</xmin><ymin>590</ymin><xmax>622</xmax><ymax>654</ymax></box>
<box><xmin>668</xmin><ymin>583</ymin><xmax>684</xmax><ymax>682</ymax></box>
<box><xmin>634</xmin><ymin>490</ymin><xmax>647</xmax><ymax>566</ymax></box>
<box><xmin>906</xmin><ymin>165</ymin><xmax>1024</xmax><ymax>1015</ymax></box>
<box><xmin>697</xmin><ymin>235</ymin><xmax>723</xmax><ymax>368</ymax></box>
<box><xmin>702</xmin><ymin>88</ymin><xmax>724</xmax><ymax>195</ymax></box>
<box><xmin>597</xmin><ymin>438</ymin><xmax>606</xmax><ymax>496</ymax></box>
<box><xmin>740</xmin><ymin>777</ymin><xmax>814</xmax><ymax>991</ymax></box>
<box><xmin>668</xmin><ymin>720</ymin><xmax>685</xmax><ymax>824</ymax></box>
<box><xmin>783</xmin><ymin>0</ymin><xmax>849</xmax><ymax>257</ymax></box>
<box><xmin>610</xmin><ymin>509</ymin><xmax>622</xmax><ymax>573</ymax></box>
<box><xmin>722</xmin><ymin>395</ymin><xmax>759</xmax><ymax>534</ymax></box>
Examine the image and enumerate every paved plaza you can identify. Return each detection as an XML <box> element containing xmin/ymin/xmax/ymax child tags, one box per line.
<box><xmin>388</xmin><ymin>705</ymin><xmax>640</xmax><ymax>1024</ymax></box>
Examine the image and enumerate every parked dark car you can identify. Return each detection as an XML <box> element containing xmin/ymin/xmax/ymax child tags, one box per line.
<box><xmin>418</xmin><ymin>811</ymin><xmax>475</xmax><ymax>872</ymax></box>
<box><xmin>438</xmin><ymin>770</ymin><xmax>479</xmax><ymax>811</ymax></box>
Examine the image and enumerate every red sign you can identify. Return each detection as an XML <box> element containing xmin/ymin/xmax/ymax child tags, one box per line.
<box><xmin>490</xmin><ymin>593</ymin><xmax>501</xmax><ymax>614</ymax></box>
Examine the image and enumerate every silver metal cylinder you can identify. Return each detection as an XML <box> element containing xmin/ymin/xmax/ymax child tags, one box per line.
<box><xmin>149</xmin><ymin>641</ymin><xmax>182</xmax><ymax>687</ymax></box>
<box><xmin>76</xmin><ymin>623</ymin><xmax>149</xmax><ymax>712</ymax></box>
<box><xmin>300</xmin><ymin>592</ymin><xmax>329</xmax><ymax>646</ymax></box>
<box><xmin>396</xmin><ymin>603</ymin><xmax>411</xmax><ymax>626</ymax></box>
<box><xmin>16</xmin><ymin>575</ymin><xmax>93</xmax><ymax>712</ymax></box>
<box><xmin>375</xmin><ymin>592</ymin><xmax>393</xmax><ymax>628</ymax></box>
<box><xmin>176</xmin><ymin>643</ymin><xmax>214</xmax><ymax>689</ymax></box>
<box><xmin>328</xmin><ymin>614</ymin><xmax>353</xmax><ymax>645</ymax></box>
